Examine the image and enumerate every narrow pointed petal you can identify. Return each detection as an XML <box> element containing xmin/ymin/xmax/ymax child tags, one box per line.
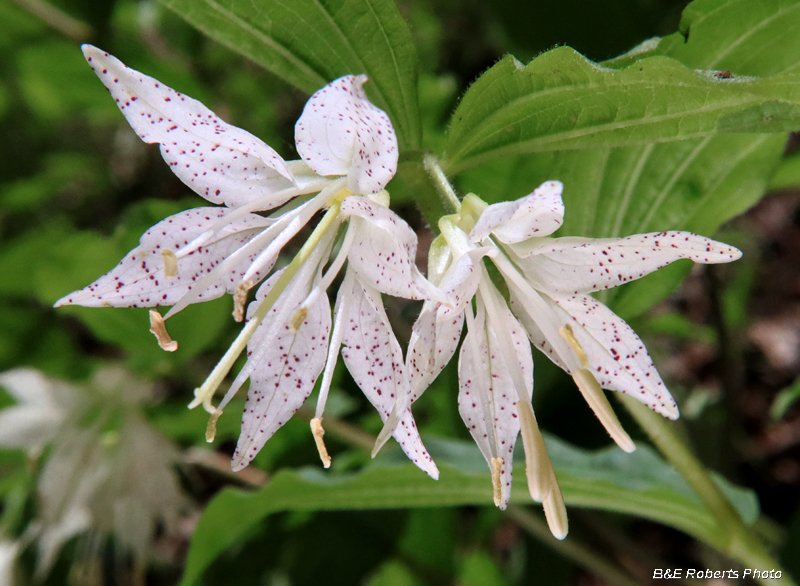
<box><xmin>546</xmin><ymin>293</ymin><xmax>679</xmax><ymax>419</ymax></box>
<box><xmin>469</xmin><ymin>181</ymin><xmax>564</xmax><ymax>244</ymax></box>
<box><xmin>514</xmin><ymin>232</ymin><xmax>742</xmax><ymax>295</ymax></box>
<box><xmin>0</xmin><ymin>370</ymin><xmax>77</xmax><ymax>452</ymax></box>
<box><xmin>82</xmin><ymin>45</ymin><xmax>295</xmax><ymax>208</ymax></box>
<box><xmin>338</xmin><ymin>273</ymin><xmax>438</xmax><ymax>479</ymax></box>
<box><xmin>406</xmin><ymin>249</ymin><xmax>489</xmax><ymax>400</ymax></box>
<box><xmin>232</xmin><ymin>274</ymin><xmax>332</xmax><ymax>471</ymax></box>
<box><xmin>341</xmin><ymin>197</ymin><xmax>437</xmax><ymax>300</ymax></box>
<box><xmin>295</xmin><ymin>75</ymin><xmax>398</xmax><ymax>195</ymax></box>
<box><xmin>458</xmin><ymin>298</ymin><xmax>533</xmax><ymax>509</ymax></box>
<box><xmin>0</xmin><ymin>369</ymin><xmax>60</xmax><ymax>407</ymax></box>
<box><xmin>55</xmin><ymin>208</ymin><xmax>272</xmax><ymax>309</ymax></box>
<box><xmin>406</xmin><ymin>304</ymin><xmax>463</xmax><ymax>401</ymax></box>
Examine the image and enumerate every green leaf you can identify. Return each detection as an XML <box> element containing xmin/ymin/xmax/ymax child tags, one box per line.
<box><xmin>459</xmin><ymin>0</ymin><xmax>800</xmax><ymax>316</ymax></box>
<box><xmin>158</xmin><ymin>0</ymin><xmax>422</xmax><ymax>150</ymax></box>
<box><xmin>605</xmin><ymin>0</ymin><xmax>800</xmax><ymax>77</ymax></box>
<box><xmin>457</xmin><ymin>551</ymin><xmax>508</xmax><ymax>586</ymax></box>
<box><xmin>770</xmin><ymin>377</ymin><xmax>800</xmax><ymax>420</ymax></box>
<box><xmin>178</xmin><ymin>436</ymin><xmax>758</xmax><ymax>586</ymax></box>
<box><xmin>770</xmin><ymin>151</ymin><xmax>800</xmax><ymax>190</ymax></box>
<box><xmin>365</xmin><ymin>560</ymin><xmax>423</xmax><ymax>586</ymax></box>
<box><xmin>442</xmin><ymin>47</ymin><xmax>800</xmax><ymax>174</ymax></box>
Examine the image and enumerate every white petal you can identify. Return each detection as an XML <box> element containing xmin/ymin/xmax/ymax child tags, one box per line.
<box><xmin>55</xmin><ymin>208</ymin><xmax>272</xmax><ymax>308</ymax></box>
<box><xmin>469</xmin><ymin>181</ymin><xmax>564</xmax><ymax>244</ymax></box>
<box><xmin>83</xmin><ymin>45</ymin><xmax>295</xmax><ymax>208</ymax></box>
<box><xmin>341</xmin><ymin>197</ymin><xmax>437</xmax><ymax>300</ymax></box>
<box><xmin>514</xmin><ymin>232</ymin><xmax>742</xmax><ymax>295</ymax></box>
<box><xmin>295</xmin><ymin>75</ymin><xmax>398</xmax><ymax>194</ymax></box>
<box><xmin>0</xmin><ymin>406</ymin><xmax>63</xmax><ymax>451</ymax></box>
<box><xmin>232</xmin><ymin>272</ymin><xmax>332</xmax><ymax>470</ymax></box>
<box><xmin>339</xmin><ymin>274</ymin><xmax>438</xmax><ymax>478</ymax></box>
<box><xmin>0</xmin><ymin>368</ymin><xmax>58</xmax><ymax>407</ymax></box>
<box><xmin>544</xmin><ymin>293</ymin><xmax>678</xmax><ymax>419</ymax></box>
<box><xmin>405</xmin><ymin>249</ymin><xmax>489</xmax><ymax>400</ymax></box>
<box><xmin>457</xmin><ymin>295</ymin><xmax>533</xmax><ymax>509</ymax></box>
<box><xmin>406</xmin><ymin>303</ymin><xmax>463</xmax><ymax>402</ymax></box>
<box><xmin>509</xmin><ymin>290</ymin><xmax>569</xmax><ymax>372</ymax></box>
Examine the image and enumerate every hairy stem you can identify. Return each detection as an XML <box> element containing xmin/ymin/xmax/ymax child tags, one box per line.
<box><xmin>423</xmin><ymin>153</ymin><xmax>461</xmax><ymax>213</ymax></box>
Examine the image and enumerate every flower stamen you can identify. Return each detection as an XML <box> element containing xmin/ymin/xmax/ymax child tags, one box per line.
<box><xmin>560</xmin><ymin>325</ymin><xmax>635</xmax><ymax>453</ymax></box>
<box><xmin>149</xmin><ymin>310</ymin><xmax>178</xmax><ymax>352</ymax></box>
<box><xmin>491</xmin><ymin>457</ymin><xmax>504</xmax><ymax>507</ymax></box>
<box><xmin>518</xmin><ymin>400</ymin><xmax>551</xmax><ymax>502</ymax></box>
<box><xmin>543</xmin><ymin>465</ymin><xmax>568</xmax><ymax>540</ymax></box>
<box><xmin>189</xmin><ymin>193</ymin><xmax>347</xmax><ymax>418</ymax></box>
<box><xmin>559</xmin><ymin>324</ymin><xmax>588</xmax><ymax>368</ymax></box>
<box><xmin>205</xmin><ymin>409</ymin><xmax>222</xmax><ymax>442</ymax></box>
<box><xmin>233</xmin><ymin>279</ymin><xmax>253</xmax><ymax>322</ymax></box>
<box><xmin>290</xmin><ymin>306</ymin><xmax>308</xmax><ymax>332</ymax></box>
<box><xmin>311</xmin><ymin>418</ymin><xmax>331</xmax><ymax>468</ymax></box>
<box><xmin>161</xmin><ymin>249</ymin><xmax>178</xmax><ymax>279</ymax></box>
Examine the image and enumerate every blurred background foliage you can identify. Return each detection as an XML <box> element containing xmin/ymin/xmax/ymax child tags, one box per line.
<box><xmin>1</xmin><ymin>0</ymin><xmax>800</xmax><ymax>584</ymax></box>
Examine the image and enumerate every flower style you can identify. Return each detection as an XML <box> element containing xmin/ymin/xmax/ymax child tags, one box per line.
<box><xmin>407</xmin><ymin>180</ymin><xmax>742</xmax><ymax>537</ymax></box>
<box><xmin>55</xmin><ymin>46</ymin><xmax>439</xmax><ymax>478</ymax></box>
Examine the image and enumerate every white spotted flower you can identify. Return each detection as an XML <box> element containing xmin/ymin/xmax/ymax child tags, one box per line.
<box><xmin>407</xmin><ymin>180</ymin><xmax>742</xmax><ymax>537</ymax></box>
<box><xmin>55</xmin><ymin>46</ymin><xmax>439</xmax><ymax>478</ymax></box>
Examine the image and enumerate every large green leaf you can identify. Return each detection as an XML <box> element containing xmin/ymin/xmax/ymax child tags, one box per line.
<box><xmin>442</xmin><ymin>47</ymin><xmax>800</xmax><ymax>174</ymax></box>
<box><xmin>158</xmin><ymin>0</ymin><xmax>422</xmax><ymax>150</ymax></box>
<box><xmin>605</xmin><ymin>0</ymin><xmax>800</xmax><ymax>75</ymax></box>
<box><xmin>458</xmin><ymin>0</ymin><xmax>800</xmax><ymax>316</ymax></box>
<box><xmin>178</xmin><ymin>436</ymin><xmax>757</xmax><ymax>586</ymax></box>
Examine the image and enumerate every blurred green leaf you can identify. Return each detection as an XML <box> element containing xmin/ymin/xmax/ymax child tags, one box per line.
<box><xmin>457</xmin><ymin>551</ymin><xmax>508</xmax><ymax>586</ymax></box>
<box><xmin>158</xmin><ymin>0</ymin><xmax>422</xmax><ymax>150</ymax></box>
<box><xmin>0</xmin><ymin>2</ymin><xmax>47</xmax><ymax>50</ymax></box>
<box><xmin>16</xmin><ymin>41</ymin><xmax>119</xmax><ymax>123</ymax></box>
<box><xmin>0</xmin><ymin>152</ymin><xmax>107</xmax><ymax>213</ymax></box>
<box><xmin>443</xmin><ymin>47</ymin><xmax>800</xmax><ymax>174</ymax></box>
<box><xmin>770</xmin><ymin>377</ymin><xmax>800</xmax><ymax>420</ymax></box>
<box><xmin>178</xmin><ymin>436</ymin><xmax>758</xmax><ymax>585</ymax></box>
<box><xmin>770</xmin><ymin>151</ymin><xmax>800</xmax><ymax>190</ymax></box>
<box><xmin>634</xmin><ymin>311</ymin><xmax>716</xmax><ymax>345</ymax></box>
<box><xmin>365</xmin><ymin>560</ymin><xmax>422</xmax><ymax>586</ymax></box>
<box><xmin>398</xmin><ymin>508</ymin><xmax>456</xmax><ymax>573</ymax></box>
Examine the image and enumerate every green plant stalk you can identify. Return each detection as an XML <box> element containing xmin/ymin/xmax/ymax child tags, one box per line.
<box><xmin>423</xmin><ymin>153</ymin><xmax>461</xmax><ymax>213</ymax></box>
<box><xmin>507</xmin><ymin>507</ymin><xmax>644</xmax><ymax>586</ymax></box>
<box><xmin>618</xmin><ymin>394</ymin><xmax>794</xmax><ymax>586</ymax></box>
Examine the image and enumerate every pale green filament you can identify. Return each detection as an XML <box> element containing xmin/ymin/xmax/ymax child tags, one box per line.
<box><xmin>189</xmin><ymin>183</ymin><xmax>352</xmax><ymax>416</ymax></box>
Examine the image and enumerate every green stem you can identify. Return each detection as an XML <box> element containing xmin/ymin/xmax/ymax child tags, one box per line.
<box><xmin>9</xmin><ymin>0</ymin><xmax>93</xmax><ymax>41</ymax></box>
<box><xmin>394</xmin><ymin>156</ymin><xmax>448</xmax><ymax>234</ymax></box>
<box><xmin>423</xmin><ymin>153</ymin><xmax>461</xmax><ymax>213</ymax></box>
<box><xmin>507</xmin><ymin>507</ymin><xmax>644</xmax><ymax>586</ymax></box>
<box><xmin>618</xmin><ymin>394</ymin><xmax>794</xmax><ymax>586</ymax></box>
